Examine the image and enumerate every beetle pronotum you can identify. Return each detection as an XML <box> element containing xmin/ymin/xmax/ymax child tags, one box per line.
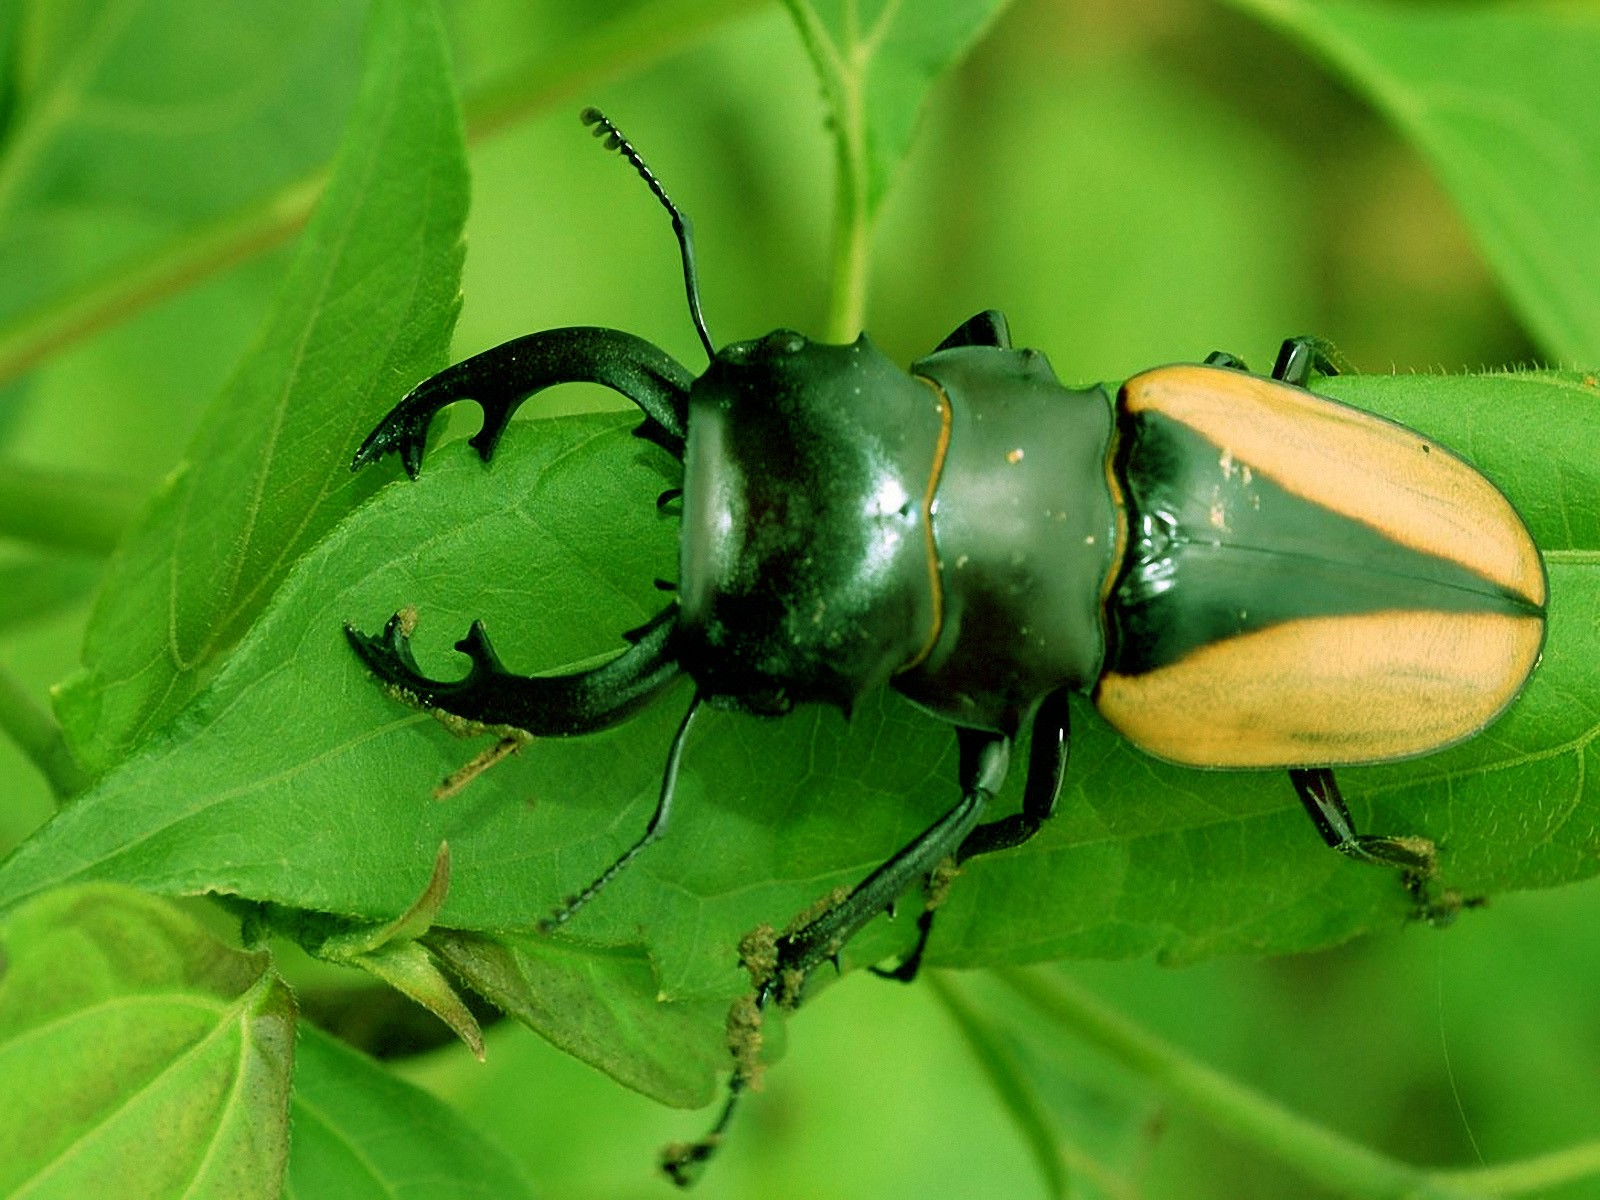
<box><xmin>347</xmin><ymin>109</ymin><xmax>1546</xmax><ymax>1181</ymax></box>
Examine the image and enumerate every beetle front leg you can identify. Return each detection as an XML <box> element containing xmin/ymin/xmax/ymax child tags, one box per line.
<box><xmin>662</xmin><ymin>738</ymin><xmax>1006</xmax><ymax>1187</ymax></box>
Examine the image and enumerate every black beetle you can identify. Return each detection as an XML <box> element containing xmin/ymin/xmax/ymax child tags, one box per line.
<box><xmin>346</xmin><ymin>110</ymin><xmax>1547</xmax><ymax>1181</ymax></box>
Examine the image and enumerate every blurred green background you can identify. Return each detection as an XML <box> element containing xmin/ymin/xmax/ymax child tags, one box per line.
<box><xmin>1</xmin><ymin>0</ymin><xmax>1594</xmax><ymax>1196</ymax></box>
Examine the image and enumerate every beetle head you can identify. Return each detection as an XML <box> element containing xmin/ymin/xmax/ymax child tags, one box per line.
<box><xmin>675</xmin><ymin>331</ymin><xmax>946</xmax><ymax>715</ymax></box>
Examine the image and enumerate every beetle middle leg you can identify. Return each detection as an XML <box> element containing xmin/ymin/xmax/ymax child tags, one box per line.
<box><xmin>770</xmin><ymin>732</ymin><xmax>1010</xmax><ymax>992</ymax></box>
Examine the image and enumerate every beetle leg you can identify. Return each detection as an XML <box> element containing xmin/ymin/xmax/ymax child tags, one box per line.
<box><xmin>960</xmin><ymin>690</ymin><xmax>1072</xmax><ymax>861</ymax></box>
<box><xmin>540</xmin><ymin>695</ymin><xmax>702</xmax><ymax>932</ymax></box>
<box><xmin>772</xmin><ymin>731</ymin><xmax>1007</xmax><ymax>996</ymax></box>
<box><xmin>351</xmin><ymin>327</ymin><xmax>693</xmax><ymax>478</ymax></box>
<box><xmin>1289</xmin><ymin>766</ymin><xmax>1438</xmax><ymax>883</ymax></box>
<box><xmin>1272</xmin><ymin>336</ymin><xmax>1345</xmax><ymax>388</ymax></box>
<box><xmin>664</xmin><ymin>735</ymin><xmax>1009</xmax><ymax>1186</ymax></box>
<box><xmin>872</xmin><ymin>692</ymin><xmax>1074</xmax><ymax>984</ymax></box>
<box><xmin>934</xmin><ymin>309</ymin><xmax>1012</xmax><ymax>352</ymax></box>
<box><xmin>1204</xmin><ymin>350</ymin><xmax>1249</xmax><ymax>371</ymax></box>
<box><xmin>344</xmin><ymin>603</ymin><xmax>682</xmax><ymax>736</ymax></box>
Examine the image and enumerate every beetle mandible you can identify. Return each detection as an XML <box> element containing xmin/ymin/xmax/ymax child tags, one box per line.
<box><xmin>346</xmin><ymin>108</ymin><xmax>1547</xmax><ymax>1176</ymax></box>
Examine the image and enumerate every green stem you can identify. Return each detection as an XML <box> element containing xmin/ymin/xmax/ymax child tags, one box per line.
<box><xmin>824</xmin><ymin>82</ymin><xmax>870</xmax><ymax>342</ymax></box>
<box><xmin>0</xmin><ymin>462</ymin><xmax>146</xmax><ymax>555</ymax></box>
<box><xmin>931</xmin><ymin>972</ymin><xmax>1136</xmax><ymax>1200</ymax></box>
<box><xmin>0</xmin><ymin>662</ymin><xmax>89</xmax><ymax>802</ymax></box>
<box><xmin>822</xmin><ymin>50</ymin><xmax>870</xmax><ymax>342</ymax></box>
<box><xmin>1441</xmin><ymin>1141</ymin><xmax>1600</xmax><ymax>1196</ymax></box>
<box><xmin>0</xmin><ymin>0</ymin><xmax>764</xmax><ymax>390</ymax></box>
<box><xmin>997</xmin><ymin>968</ymin><xmax>1489</xmax><ymax>1200</ymax></box>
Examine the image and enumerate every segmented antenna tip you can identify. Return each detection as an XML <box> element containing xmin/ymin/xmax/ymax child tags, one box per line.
<box><xmin>578</xmin><ymin>107</ymin><xmax>716</xmax><ymax>362</ymax></box>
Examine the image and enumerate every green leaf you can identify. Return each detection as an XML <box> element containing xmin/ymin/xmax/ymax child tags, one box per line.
<box><xmin>929</xmin><ymin>974</ymin><xmax>1069</xmax><ymax>1199</ymax></box>
<box><xmin>0</xmin><ymin>885</ymin><xmax>295</xmax><ymax>1200</ymax></box>
<box><xmin>285</xmin><ymin>1023</ymin><xmax>535</xmax><ymax>1200</ymax></box>
<box><xmin>0</xmin><ymin>0</ymin><xmax>767</xmax><ymax>392</ymax></box>
<box><xmin>0</xmin><ymin>1</ymin><xmax>365</xmax><ymax>355</ymax></box>
<box><xmin>0</xmin><ymin>463</ymin><xmax>143</xmax><ymax>555</ymax></box>
<box><xmin>780</xmin><ymin>0</ymin><xmax>1012</xmax><ymax>337</ymax></box>
<box><xmin>312</xmin><ymin>843</ymin><xmax>486</xmax><ymax>1060</ymax></box>
<box><xmin>425</xmin><ymin>929</ymin><xmax>731</xmax><ymax>1109</ymax></box>
<box><xmin>1229</xmin><ymin>0</ymin><xmax>1600</xmax><ymax>366</ymax></box>
<box><xmin>783</xmin><ymin>0</ymin><xmax>1011</xmax><ymax>217</ymax></box>
<box><xmin>0</xmin><ymin>367</ymin><xmax>1589</xmax><ymax>1108</ymax></box>
<box><xmin>51</xmin><ymin>0</ymin><xmax>469</xmax><ymax>775</ymax></box>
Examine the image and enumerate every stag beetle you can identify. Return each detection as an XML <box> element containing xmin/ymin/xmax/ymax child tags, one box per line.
<box><xmin>346</xmin><ymin>109</ymin><xmax>1546</xmax><ymax>1182</ymax></box>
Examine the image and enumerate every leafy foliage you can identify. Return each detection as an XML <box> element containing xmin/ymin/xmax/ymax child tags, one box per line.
<box><xmin>50</xmin><ymin>0</ymin><xmax>468</xmax><ymax>774</ymax></box>
<box><xmin>286</xmin><ymin>1023</ymin><xmax>534</xmax><ymax>1199</ymax></box>
<box><xmin>1232</xmin><ymin>0</ymin><xmax>1600</xmax><ymax>365</ymax></box>
<box><xmin>0</xmin><ymin>0</ymin><xmax>1595</xmax><ymax>1196</ymax></box>
<box><xmin>0</xmin><ymin>885</ymin><xmax>296</xmax><ymax>1200</ymax></box>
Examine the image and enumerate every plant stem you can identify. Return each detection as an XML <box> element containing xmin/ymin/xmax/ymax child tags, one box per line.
<box><xmin>1441</xmin><ymin>1140</ymin><xmax>1600</xmax><ymax>1196</ymax></box>
<box><xmin>932</xmin><ymin>972</ymin><xmax>1138</xmax><ymax>1200</ymax></box>
<box><xmin>0</xmin><ymin>0</ymin><xmax>764</xmax><ymax>390</ymax></box>
<box><xmin>0</xmin><ymin>662</ymin><xmax>89</xmax><ymax>802</ymax></box>
<box><xmin>823</xmin><ymin>69</ymin><xmax>870</xmax><ymax>343</ymax></box>
<box><xmin>997</xmin><ymin>967</ymin><xmax>1490</xmax><ymax>1200</ymax></box>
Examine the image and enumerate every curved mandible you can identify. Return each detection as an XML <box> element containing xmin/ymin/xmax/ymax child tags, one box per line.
<box><xmin>352</xmin><ymin>326</ymin><xmax>693</xmax><ymax>478</ymax></box>
<box><xmin>344</xmin><ymin>604</ymin><xmax>683</xmax><ymax>737</ymax></box>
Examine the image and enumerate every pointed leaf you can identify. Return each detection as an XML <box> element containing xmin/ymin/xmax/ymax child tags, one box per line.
<box><xmin>0</xmin><ymin>885</ymin><xmax>296</xmax><ymax>1200</ymax></box>
<box><xmin>782</xmin><ymin>0</ymin><xmax>1013</xmax><ymax>217</ymax></box>
<box><xmin>286</xmin><ymin>1023</ymin><xmax>535</xmax><ymax>1200</ymax></box>
<box><xmin>1231</xmin><ymin>0</ymin><xmax>1600</xmax><ymax>364</ymax></box>
<box><xmin>346</xmin><ymin>940</ymin><xmax>484</xmax><ymax>1062</ymax></box>
<box><xmin>0</xmin><ymin>2</ymin><xmax>364</xmax><ymax>340</ymax></box>
<box><xmin>425</xmin><ymin>928</ymin><xmax>731</xmax><ymax>1109</ymax></box>
<box><xmin>53</xmin><ymin>0</ymin><xmax>469</xmax><ymax>774</ymax></box>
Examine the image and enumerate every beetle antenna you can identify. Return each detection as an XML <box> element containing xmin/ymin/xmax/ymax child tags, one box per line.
<box><xmin>581</xmin><ymin>107</ymin><xmax>716</xmax><ymax>362</ymax></box>
<box><xmin>537</xmin><ymin>694</ymin><xmax>703</xmax><ymax>933</ymax></box>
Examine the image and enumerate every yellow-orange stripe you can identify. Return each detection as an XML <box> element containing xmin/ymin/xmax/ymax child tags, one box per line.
<box><xmin>903</xmin><ymin>376</ymin><xmax>952</xmax><ymax>671</ymax></box>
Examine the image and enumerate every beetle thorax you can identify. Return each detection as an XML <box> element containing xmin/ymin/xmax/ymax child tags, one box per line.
<box><xmin>677</xmin><ymin>332</ymin><xmax>946</xmax><ymax>715</ymax></box>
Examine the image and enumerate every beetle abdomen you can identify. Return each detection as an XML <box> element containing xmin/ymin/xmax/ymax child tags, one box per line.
<box><xmin>1095</xmin><ymin>365</ymin><xmax>1546</xmax><ymax>767</ymax></box>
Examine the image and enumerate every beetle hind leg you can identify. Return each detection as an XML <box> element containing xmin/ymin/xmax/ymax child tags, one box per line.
<box><xmin>1289</xmin><ymin>767</ymin><xmax>1435</xmax><ymax>873</ymax></box>
<box><xmin>1289</xmin><ymin>767</ymin><xmax>1455</xmax><ymax>920</ymax></box>
<box><xmin>1272</xmin><ymin>336</ymin><xmax>1349</xmax><ymax>387</ymax></box>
